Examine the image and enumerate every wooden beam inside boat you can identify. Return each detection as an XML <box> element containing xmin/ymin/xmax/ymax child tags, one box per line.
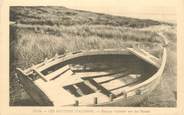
<box><xmin>32</xmin><ymin>68</ymin><xmax>47</xmax><ymax>82</ymax></box>
<box><xmin>45</xmin><ymin>65</ymin><xmax>71</xmax><ymax>81</ymax></box>
<box><xmin>127</xmin><ymin>48</ymin><xmax>160</xmax><ymax>68</ymax></box>
<box><xmin>97</xmin><ymin>70</ymin><xmax>131</xmax><ymax>84</ymax></box>
<box><xmin>80</xmin><ymin>67</ymin><xmax>128</xmax><ymax>79</ymax></box>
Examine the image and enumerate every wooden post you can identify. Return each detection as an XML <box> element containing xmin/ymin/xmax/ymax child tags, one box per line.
<box><xmin>74</xmin><ymin>100</ymin><xmax>79</xmax><ymax>106</ymax></box>
<box><xmin>54</xmin><ymin>53</ymin><xmax>58</xmax><ymax>59</ymax></box>
<box><xmin>44</xmin><ymin>58</ymin><xmax>48</xmax><ymax>64</ymax></box>
<box><xmin>123</xmin><ymin>90</ymin><xmax>127</xmax><ymax>98</ymax></box>
<box><xmin>94</xmin><ymin>97</ymin><xmax>98</xmax><ymax>104</ymax></box>
<box><xmin>109</xmin><ymin>94</ymin><xmax>113</xmax><ymax>101</ymax></box>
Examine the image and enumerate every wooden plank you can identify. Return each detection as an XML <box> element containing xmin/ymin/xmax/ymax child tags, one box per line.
<box><xmin>73</xmin><ymin>85</ymin><xmax>84</xmax><ymax>96</ymax></box>
<box><xmin>94</xmin><ymin>70</ymin><xmax>130</xmax><ymax>83</ymax></box>
<box><xmin>16</xmin><ymin>68</ymin><xmax>53</xmax><ymax>106</ymax></box>
<box><xmin>79</xmin><ymin>67</ymin><xmax>127</xmax><ymax>79</ymax></box>
<box><xmin>127</xmin><ymin>48</ymin><xmax>160</xmax><ymax>68</ymax></box>
<box><xmin>32</xmin><ymin>67</ymin><xmax>47</xmax><ymax>82</ymax></box>
<box><xmin>111</xmin><ymin>87</ymin><xmax>126</xmax><ymax>96</ymax></box>
<box><xmin>87</xmin><ymin>79</ymin><xmax>112</xmax><ymax>97</ymax></box>
<box><xmin>84</xmin><ymin>81</ymin><xmax>98</xmax><ymax>91</ymax></box>
<box><xmin>139</xmin><ymin>49</ymin><xmax>160</xmax><ymax>62</ymax></box>
<box><xmin>110</xmin><ymin>79</ymin><xmax>142</xmax><ymax>95</ymax></box>
<box><xmin>101</xmin><ymin>80</ymin><xmax>125</xmax><ymax>90</ymax></box>
<box><xmin>104</xmin><ymin>74</ymin><xmax>142</xmax><ymax>94</ymax></box>
<box><xmin>45</xmin><ymin>65</ymin><xmax>71</xmax><ymax>81</ymax></box>
<box><xmin>52</xmin><ymin>70</ymin><xmax>82</xmax><ymax>86</ymax></box>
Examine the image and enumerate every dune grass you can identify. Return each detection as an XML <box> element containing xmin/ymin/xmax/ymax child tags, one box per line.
<box><xmin>10</xmin><ymin>24</ymin><xmax>165</xmax><ymax>69</ymax></box>
<box><xmin>10</xmin><ymin>6</ymin><xmax>167</xmax><ymax>28</ymax></box>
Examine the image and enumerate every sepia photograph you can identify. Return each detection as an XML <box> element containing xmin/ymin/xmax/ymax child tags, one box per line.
<box><xmin>9</xmin><ymin>0</ymin><xmax>177</xmax><ymax>107</ymax></box>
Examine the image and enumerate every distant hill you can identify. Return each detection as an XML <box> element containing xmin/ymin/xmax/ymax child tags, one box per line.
<box><xmin>10</xmin><ymin>6</ymin><xmax>170</xmax><ymax>28</ymax></box>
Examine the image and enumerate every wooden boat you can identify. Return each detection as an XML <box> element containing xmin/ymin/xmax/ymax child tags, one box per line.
<box><xmin>16</xmin><ymin>34</ymin><xmax>168</xmax><ymax>106</ymax></box>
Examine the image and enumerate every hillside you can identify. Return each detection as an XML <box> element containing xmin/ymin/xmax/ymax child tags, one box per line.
<box><xmin>9</xmin><ymin>6</ymin><xmax>176</xmax><ymax>107</ymax></box>
<box><xmin>10</xmin><ymin>6</ymin><xmax>170</xmax><ymax>28</ymax></box>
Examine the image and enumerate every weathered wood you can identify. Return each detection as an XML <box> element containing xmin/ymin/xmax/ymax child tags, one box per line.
<box><xmin>32</xmin><ymin>68</ymin><xmax>47</xmax><ymax>82</ymax></box>
<box><xmin>109</xmin><ymin>94</ymin><xmax>113</xmax><ymax>101</ymax></box>
<box><xmin>45</xmin><ymin>65</ymin><xmax>71</xmax><ymax>81</ymax></box>
<box><xmin>80</xmin><ymin>67</ymin><xmax>127</xmax><ymax>79</ymax></box>
<box><xmin>84</xmin><ymin>80</ymin><xmax>98</xmax><ymax>91</ymax></box>
<box><xmin>94</xmin><ymin>70</ymin><xmax>130</xmax><ymax>84</ymax></box>
<box><xmin>16</xmin><ymin>68</ymin><xmax>53</xmax><ymax>106</ymax></box>
<box><xmin>74</xmin><ymin>100</ymin><xmax>79</xmax><ymax>106</ymax></box>
<box><xmin>94</xmin><ymin>97</ymin><xmax>98</xmax><ymax>104</ymax></box>
<box><xmin>127</xmin><ymin>48</ymin><xmax>160</xmax><ymax>68</ymax></box>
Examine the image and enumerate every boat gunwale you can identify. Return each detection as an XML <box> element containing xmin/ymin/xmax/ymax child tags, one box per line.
<box><xmin>24</xmin><ymin>49</ymin><xmax>131</xmax><ymax>74</ymax></box>
<box><xmin>23</xmin><ymin>48</ymin><xmax>161</xmax><ymax>75</ymax></box>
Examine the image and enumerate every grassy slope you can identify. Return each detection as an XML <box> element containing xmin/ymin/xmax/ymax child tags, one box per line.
<box><xmin>10</xmin><ymin>6</ymin><xmax>167</xmax><ymax>27</ymax></box>
<box><xmin>10</xmin><ymin>6</ymin><xmax>176</xmax><ymax>107</ymax></box>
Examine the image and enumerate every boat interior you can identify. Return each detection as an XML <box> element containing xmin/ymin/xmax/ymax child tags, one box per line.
<box><xmin>26</xmin><ymin>53</ymin><xmax>159</xmax><ymax>105</ymax></box>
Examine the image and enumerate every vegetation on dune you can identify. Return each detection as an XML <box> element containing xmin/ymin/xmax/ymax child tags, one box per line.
<box><xmin>10</xmin><ymin>24</ymin><xmax>164</xmax><ymax>69</ymax></box>
<box><xmin>10</xmin><ymin>6</ymin><xmax>169</xmax><ymax>28</ymax></box>
<box><xmin>9</xmin><ymin>6</ymin><xmax>176</xmax><ymax>106</ymax></box>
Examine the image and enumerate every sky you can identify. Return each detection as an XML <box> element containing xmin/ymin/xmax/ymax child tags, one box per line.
<box><xmin>58</xmin><ymin>0</ymin><xmax>177</xmax><ymax>23</ymax></box>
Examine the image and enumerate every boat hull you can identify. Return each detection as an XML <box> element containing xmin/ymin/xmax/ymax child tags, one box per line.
<box><xmin>16</xmin><ymin>48</ymin><xmax>166</xmax><ymax>106</ymax></box>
